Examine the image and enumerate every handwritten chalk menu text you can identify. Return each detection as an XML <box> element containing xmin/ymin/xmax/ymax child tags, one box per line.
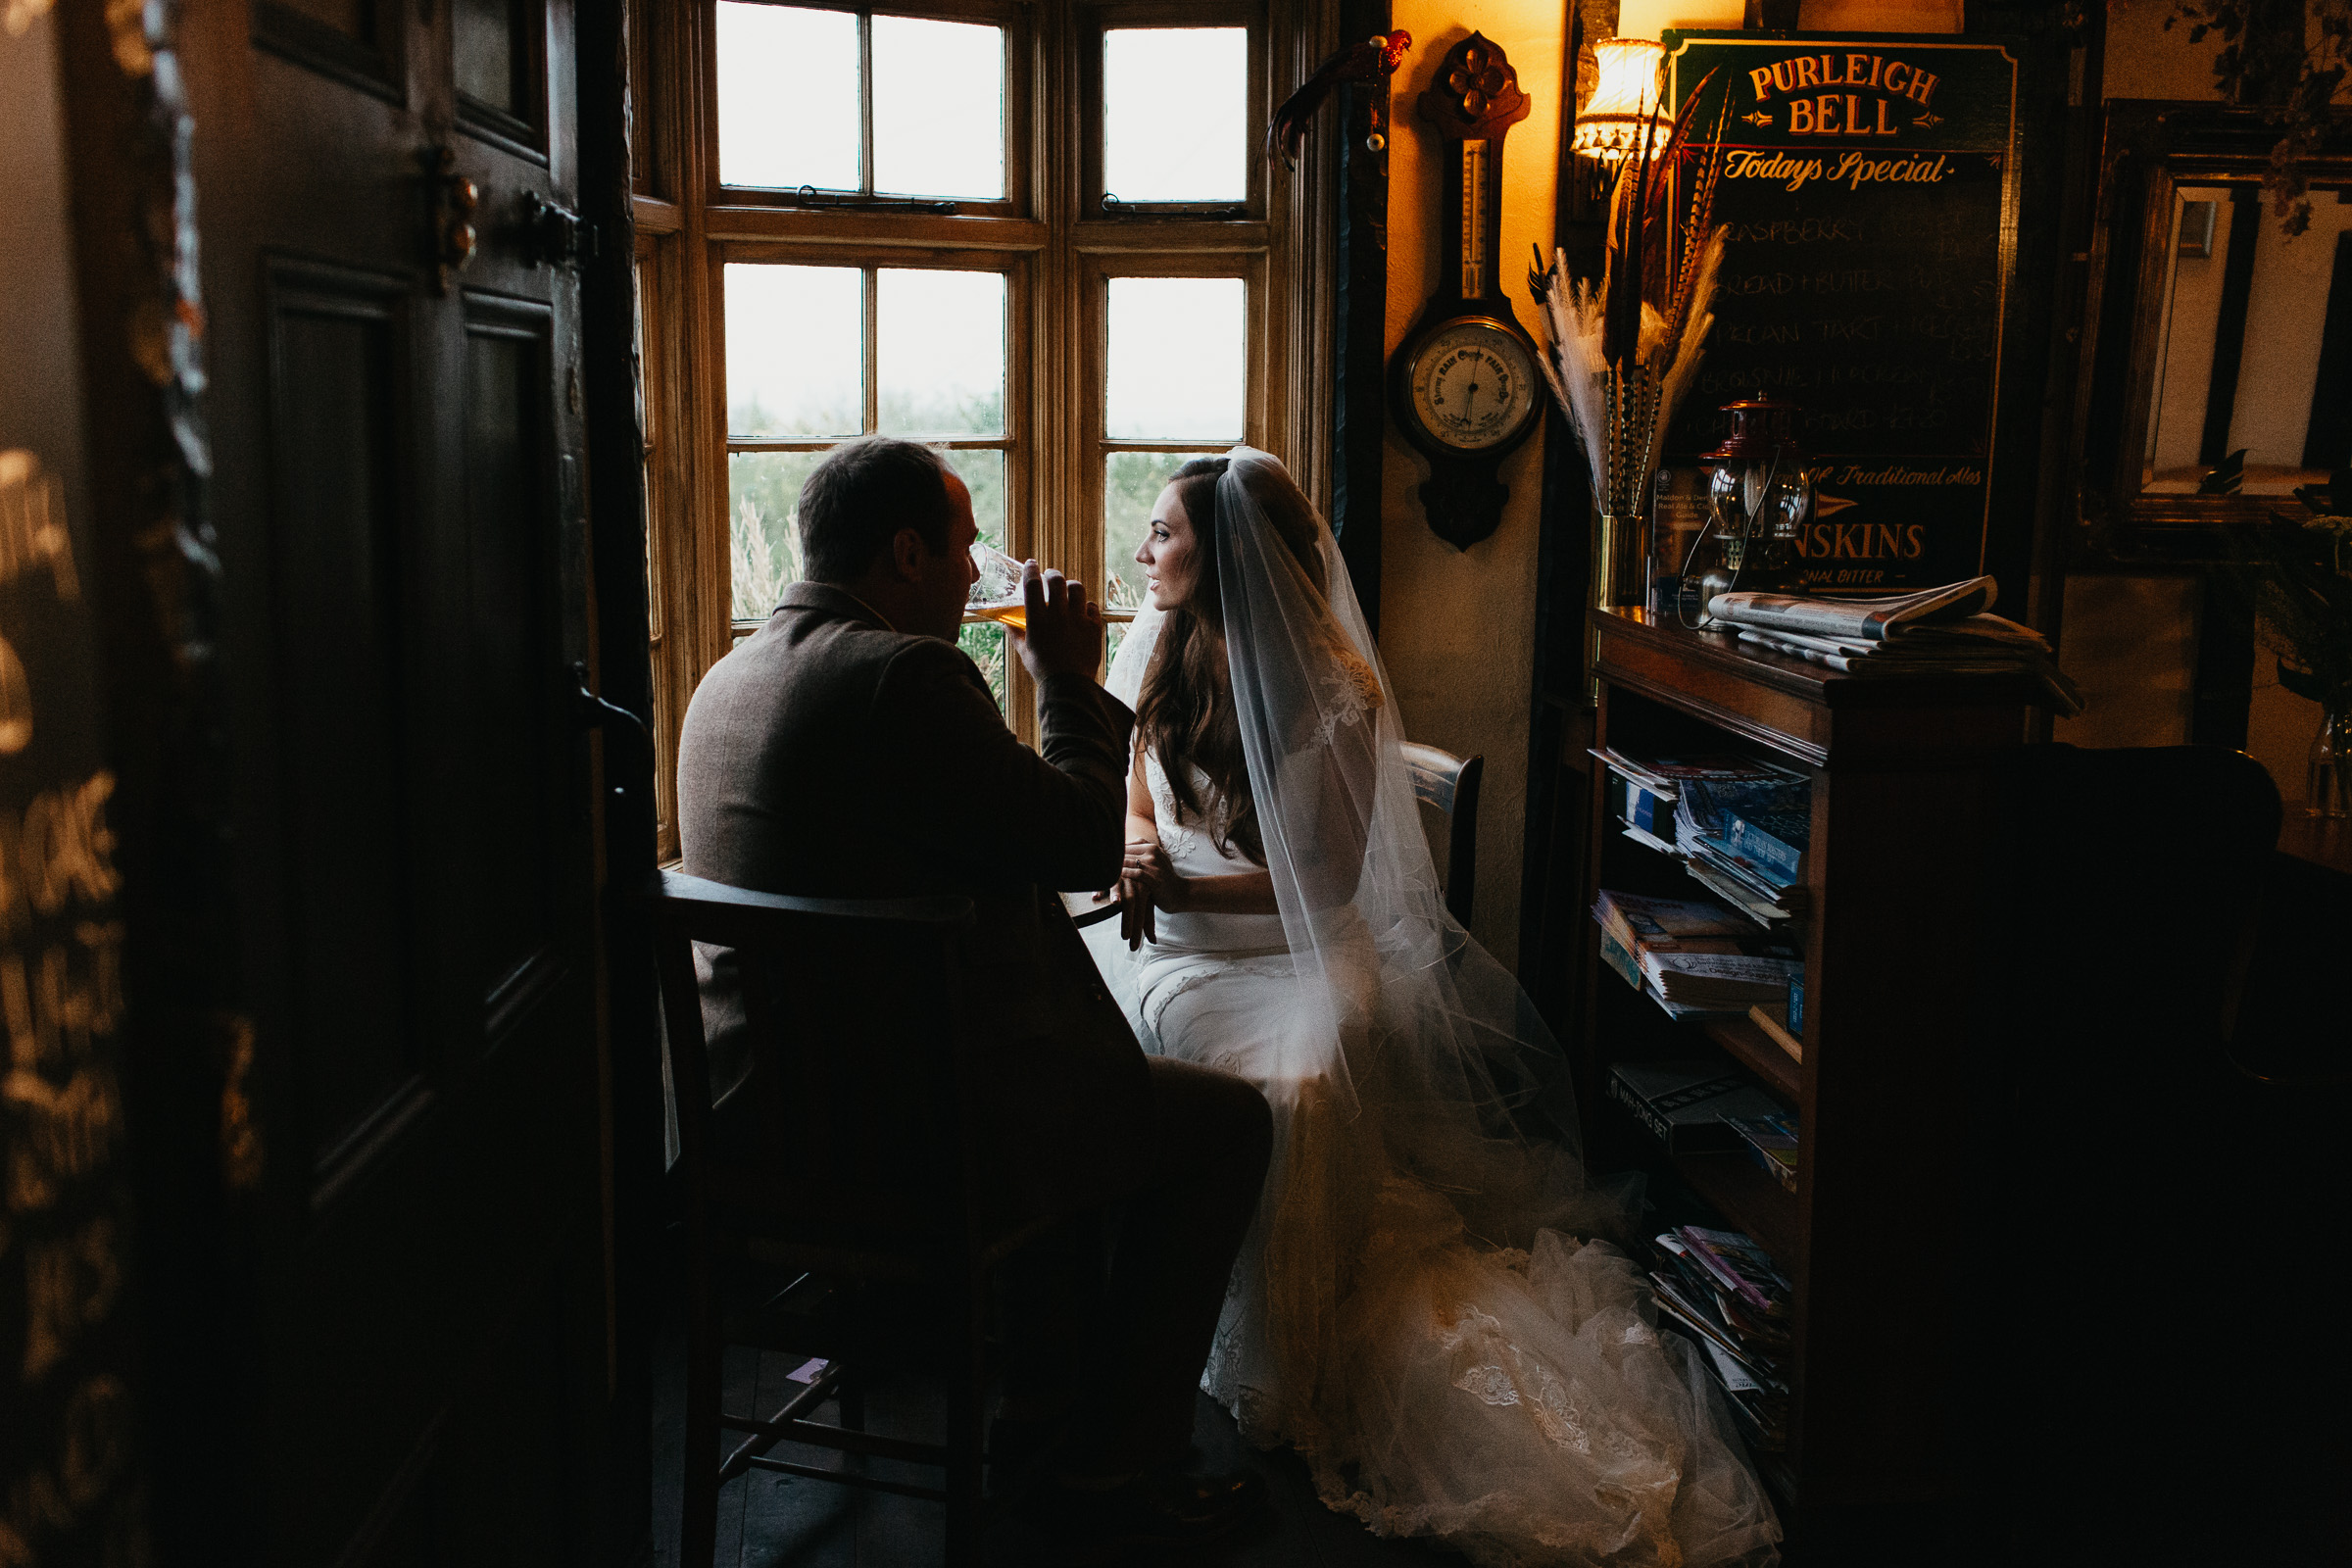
<box><xmin>1664</xmin><ymin>33</ymin><xmax>2023</xmax><ymax>595</ymax></box>
<box><xmin>1</xmin><ymin>450</ymin><xmax>140</xmax><ymax>1558</ymax></box>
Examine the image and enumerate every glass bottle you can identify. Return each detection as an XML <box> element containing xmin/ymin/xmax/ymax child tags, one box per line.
<box><xmin>2307</xmin><ymin>706</ymin><xmax>2351</xmax><ymax>819</ymax></box>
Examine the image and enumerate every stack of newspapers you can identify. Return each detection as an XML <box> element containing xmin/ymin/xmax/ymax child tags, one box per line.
<box><xmin>1707</xmin><ymin>576</ymin><xmax>2084</xmax><ymax>716</ymax></box>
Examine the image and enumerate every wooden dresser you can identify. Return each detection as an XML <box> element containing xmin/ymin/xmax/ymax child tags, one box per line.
<box><xmin>1577</xmin><ymin>608</ymin><xmax>2036</xmax><ymax>1531</ymax></box>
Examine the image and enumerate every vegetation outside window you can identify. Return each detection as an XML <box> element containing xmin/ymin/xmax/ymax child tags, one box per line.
<box><xmin>628</xmin><ymin>0</ymin><xmax>1336</xmax><ymax>859</ymax></box>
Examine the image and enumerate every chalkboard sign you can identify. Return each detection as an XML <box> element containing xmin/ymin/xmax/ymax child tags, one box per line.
<box><xmin>3</xmin><ymin>10</ymin><xmax>144</xmax><ymax>1556</ymax></box>
<box><xmin>1663</xmin><ymin>32</ymin><xmax>2025</xmax><ymax>597</ymax></box>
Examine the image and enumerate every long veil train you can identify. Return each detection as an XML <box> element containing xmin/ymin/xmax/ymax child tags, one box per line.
<box><xmin>1081</xmin><ymin>449</ymin><xmax>1781</xmax><ymax>1568</ymax></box>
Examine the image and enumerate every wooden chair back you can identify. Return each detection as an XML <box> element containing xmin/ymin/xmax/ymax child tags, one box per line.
<box><xmin>642</xmin><ymin>868</ymin><xmax>978</xmax><ymax>1266</ymax></box>
<box><xmin>643</xmin><ymin>869</ymin><xmax>1000</xmax><ymax>1566</ymax></box>
<box><xmin>1402</xmin><ymin>741</ymin><xmax>1484</xmax><ymax>927</ymax></box>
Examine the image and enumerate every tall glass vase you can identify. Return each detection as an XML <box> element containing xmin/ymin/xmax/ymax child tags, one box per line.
<box><xmin>1593</xmin><ymin>511</ymin><xmax>1649</xmax><ymax>613</ymax></box>
<box><xmin>2308</xmin><ymin>705</ymin><xmax>2352</xmax><ymax>818</ymax></box>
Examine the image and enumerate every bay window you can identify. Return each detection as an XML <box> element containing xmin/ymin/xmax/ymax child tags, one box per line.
<box><xmin>632</xmin><ymin>0</ymin><xmax>1334</xmax><ymax>858</ymax></box>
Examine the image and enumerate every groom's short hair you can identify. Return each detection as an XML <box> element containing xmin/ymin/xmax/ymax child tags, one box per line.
<box><xmin>798</xmin><ymin>437</ymin><xmax>954</xmax><ymax>583</ymax></box>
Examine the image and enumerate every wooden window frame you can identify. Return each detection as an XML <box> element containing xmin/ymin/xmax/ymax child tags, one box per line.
<box><xmin>1076</xmin><ymin>252</ymin><xmax>1272</xmax><ymax>618</ymax></box>
<box><xmin>703</xmin><ymin>0</ymin><xmax>1033</xmax><ymax>219</ymax></box>
<box><xmin>1077</xmin><ymin>1</ymin><xmax>1267</xmax><ymax>220</ymax></box>
<box><xmin>630</xmin><ymin>0</ymin><xmax>1336</xmax><ymax>861</ymax></box>
<box><xmin>713</xmin><ymin>241</ymin><xmax>1032</xmax><ymax>615</ymax></box>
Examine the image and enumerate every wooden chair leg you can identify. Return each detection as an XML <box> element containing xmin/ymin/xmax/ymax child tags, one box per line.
<box><xmin>943</xmin><ymin>1305</ymin><xmax>990</xmax><ymax>1568</ymax></box>
<box><xmin>837</xmin><ymin>1370</ymin><xmax>864</xmax><ymax>1433</ymax></box>
<box><xmin>681</xmin><ymin>1261</ymin><xmax>724</xmax><ymax>1568</ymax></box>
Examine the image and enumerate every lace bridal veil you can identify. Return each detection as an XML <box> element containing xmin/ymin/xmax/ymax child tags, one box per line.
<box><xmin>1086</xmin><ymin>449</ymin><xmax>1780</xmax><ymax>1568</ymax></box>
<box><xmin>1102</xmin><ymin>446</ymin><xmax>1608</xmax><ymax>1233</ymax></box>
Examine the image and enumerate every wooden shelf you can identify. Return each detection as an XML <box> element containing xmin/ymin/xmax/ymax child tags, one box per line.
<box><xmin>1700</xmin><ymin>1014</ymin><xmax>1800</xmax><ymax>1104</ymax></box>
<box><xmin>1571</xmin><ymin>606</ymin><xmax>2032</xmax><ymax>1532</ymax></box>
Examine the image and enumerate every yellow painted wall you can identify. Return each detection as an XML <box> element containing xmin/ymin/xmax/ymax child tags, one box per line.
<box><xmin>1379</xmin><ymin>0</ymin><xmax>1567</xmax><ymax>964</ymax></box>
<box><xmin>1372</xmin><ymin>0</ymin><xmax>2331</xmax><ymax>958</ymax></box>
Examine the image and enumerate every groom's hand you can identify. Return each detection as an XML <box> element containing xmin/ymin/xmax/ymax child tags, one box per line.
<box><xmin>1008</xmin><ymin>560</ymin><xmax>1105</xmax><ymax>683</ymax></box>
<box><xmin>1115</xmin><ymin>871</ymin><xmax>1155</xmax><ymax>951</ymax></box>
<box><xmin>1105</xmin><ymin>836</ymin><xmax>1170</xmax><ymax>950</ymax></box>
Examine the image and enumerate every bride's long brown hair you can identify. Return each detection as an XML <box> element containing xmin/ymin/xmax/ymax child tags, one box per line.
<box><xmin>1134</xmin><ymin>457</ymin><xmax>1328</xmax><ymax>864</ymax></box>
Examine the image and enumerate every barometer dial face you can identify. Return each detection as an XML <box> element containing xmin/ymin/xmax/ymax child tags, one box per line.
<box><xmin>1405</xmin><ymin>319</ymin><xmax>1540</xmax><ymax>453</ymax></box>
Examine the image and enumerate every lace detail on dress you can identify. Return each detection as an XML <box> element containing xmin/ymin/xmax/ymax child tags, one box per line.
<box><xmin>1137</xmin><ymin>953</ymin><xmax>1295</xmax><ymax>1043</ymax></box>
<box><xmin>1309</xmin><ymin>644</ymin><xmax>1384</xmax><ymax>748</ymax></box>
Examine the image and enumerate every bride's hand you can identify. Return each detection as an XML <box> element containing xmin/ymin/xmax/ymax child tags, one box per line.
<box><xmin>1115</xmin><ymin>865</ymin><xmax>1156</xmax><ymax>951</ymax></box>
<box><xmin>1124</xmin><ymin>839</ymin><xmax>1190</xmax><ymax>914</ymax></box>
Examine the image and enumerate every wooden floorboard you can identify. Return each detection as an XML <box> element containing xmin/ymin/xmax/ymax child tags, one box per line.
<box><xmin>654</xmin><ymin>1303</ymin><xmax>1459</xmax><ymax>1567</ymax></box>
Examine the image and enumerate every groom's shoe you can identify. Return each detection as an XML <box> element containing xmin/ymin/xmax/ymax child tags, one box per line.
<box><xmin>1033</xmin><ymin>1465</ymin><xmax>1266</xmax><ymax>1560</ymax></box>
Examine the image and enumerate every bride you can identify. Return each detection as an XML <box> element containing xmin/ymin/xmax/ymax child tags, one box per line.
<box><xmin>1082</xmin><ymin>448</ymin><xmax>1781</xmax><ymax>1568</ymax></box>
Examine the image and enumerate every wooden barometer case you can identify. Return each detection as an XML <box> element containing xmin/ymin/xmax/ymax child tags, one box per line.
<box><xmin>1392</xmin><ymin>32</ymin><xmax>1541</xmax><ymax>551</ymax></box>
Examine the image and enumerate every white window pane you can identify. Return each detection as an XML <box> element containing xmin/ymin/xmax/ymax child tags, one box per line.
<box><xmin>873</xmin><ymin>17</ymin><xmax>1004</xmax><ymax>198</ymax></box>
<box><xmin>878</xmin><ymin>269</ymin><xmax>1005</xmax><ymax>437</ymax></box>
<box><xmin>717</xmin><ymin>4</ymin><xmax>858</xmax><ymax>190</ymax></box>
<box><xmin>727</xmin><ymin>264</ymin><xmax>862</xmax><ymax>438</ymax></box>
<box><xmin>729</xmin><ymin>450</ymin><xmax>826</xmax><ymax>619</ymax></box>
<box><xmin>1106</xmin><ymin>276</ymin><xmax>1246</xmax><ymax>439</ymax></box>
<box><xmin>943</xmin><ymin>448</ymin><xmax>1006</xmax><ymax>553</ymax></box>
<box><xmin>1104</xmin><ymin>28</ymin><xmax>1247</xmax><ymax>202</ymax></box>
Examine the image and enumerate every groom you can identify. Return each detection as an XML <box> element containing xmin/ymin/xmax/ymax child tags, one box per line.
<box><xmin>675</xmin><ymin>436</ymin><xmax>1272</xmax><ymax>1547</ymax></box>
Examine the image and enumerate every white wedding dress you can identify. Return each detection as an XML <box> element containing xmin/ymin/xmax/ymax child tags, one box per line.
<box><xmin>1083</xmin><ymin>452</ymin><xmax>1782</xmax><ymax>1568</ymax></box>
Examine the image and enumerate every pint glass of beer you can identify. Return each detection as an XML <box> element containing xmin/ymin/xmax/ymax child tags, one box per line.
<box><xmin>967</xmin><ymin>539</ymin><xmax>1028</xmax><ymax>629</ymax></box>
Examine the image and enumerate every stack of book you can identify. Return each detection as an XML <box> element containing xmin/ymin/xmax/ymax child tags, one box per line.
<box><xmin>1649</xmin><ymin>1226</ymin><xmax>1792</xmax><ymax>1451</ymax></box>
<box><xmin>1591</xmin><ymin>887</ymin><xmax>1799</xmax><ymax>1019</ymax></box>
<box><xmin>1707</xmin><ymin>575</ymin><xmax>2085</xmax><ymax>717</ymax></box>
<box><xmin>1642</xmin><ymin>950</ymin><xmax>1801</xmax><ymax>1014</ymax></box>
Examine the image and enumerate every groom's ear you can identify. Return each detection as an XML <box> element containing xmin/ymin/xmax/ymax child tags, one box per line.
<box><xmin>885</xmin><ymin>525</ymin><xmax>929</xmax><ymax>582</ymax></box>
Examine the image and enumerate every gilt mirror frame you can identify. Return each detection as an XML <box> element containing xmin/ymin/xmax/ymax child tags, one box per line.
<box><xmin>2076</xmin><ymin>100</ymin><xmax>2352</xmax><ymax>561</ymax></box>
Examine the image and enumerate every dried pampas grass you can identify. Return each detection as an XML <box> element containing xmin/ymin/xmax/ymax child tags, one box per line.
<box><xmin>1529</xmin><ymin>67</ymin><xmax>1733</xmax><ymax>520</ymax></box>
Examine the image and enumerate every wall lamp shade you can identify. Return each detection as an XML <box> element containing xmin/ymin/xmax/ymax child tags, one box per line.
<box><xmin>1572</xmin><ymin>39</ymin><xmax>1671</xmax><ymax>162</ymax></box>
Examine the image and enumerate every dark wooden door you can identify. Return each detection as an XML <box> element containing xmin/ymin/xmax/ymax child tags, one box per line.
<box><xmin>179</xmin><ymin>0</ymin><xmax>610</xmax><ymax>1557</ymax></box>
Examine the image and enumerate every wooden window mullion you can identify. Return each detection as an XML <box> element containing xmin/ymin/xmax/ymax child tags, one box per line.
<box><xmin>858</xmin><ymin>11</ymin><xmax>876</xmax><ymax>197</ymax></box>
<box><xmin>862</xmin><ymin>266</ymin><xmax>881</xmax><ymax>434</ymax></box>
<box><xmin>646</xmin><ymin>0</ymin><xmax>1319</xmax><ymax>753</ymax></box>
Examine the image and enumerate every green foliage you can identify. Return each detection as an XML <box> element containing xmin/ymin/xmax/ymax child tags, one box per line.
<box><xmin>958</xmin><ymin>622</ymin><xmax>1008</xmax><ymax>711</ymax></box>
<box><xmin>728</xmin><ymin>451</ymin><xmax>823</xmax><ymax>620</ymax></box>
<box><xmin>725</xmin><ymin>387</ymin><xmax>1008</xmax><ymax>624</ymax></box>
<box><xmin>2165</xmin><ymin>0</ymin><xmax>2351</xmax><ymax>236</ymax></box>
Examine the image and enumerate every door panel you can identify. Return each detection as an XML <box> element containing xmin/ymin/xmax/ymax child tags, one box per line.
<box><xmin>252</xmin><ymin>0</ymin><xmax>405</xmax><ymax>107</ymax></box>
<box><xmin>184</xmin><ymin>0</ymin><xmax>602</xmax><ymax>1550</ymax></box>
<box><xmin>455</xmin><ymin>0</ymin><xmax>547</xmax><ymax>158</ymax></box>
<box><xmin>264</xmin><ymin>267</ymin><xmax>423</xmax><ymax>1168</ymax></box>
<box><xmin>453</xmin><ymin>0</ymin><xmax>520</xmax><ymax>115</ymax></box>
<box><xmin>460</xmin><ymin>304</ymin><xmax>560</xmax><ymax>999</ymax></box>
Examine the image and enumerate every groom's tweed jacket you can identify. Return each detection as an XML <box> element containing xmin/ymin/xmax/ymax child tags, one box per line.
<box><xmin>676</xmin><ymin>581</ymin><xmax>1152</xmax><ymax>1222</ymax></box>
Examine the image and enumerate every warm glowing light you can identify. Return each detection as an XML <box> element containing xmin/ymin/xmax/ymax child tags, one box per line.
<box><xmin>1572</xmin><ymin>39</ymin><xmax>1671</xmax><ymax>163</ymax></box>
